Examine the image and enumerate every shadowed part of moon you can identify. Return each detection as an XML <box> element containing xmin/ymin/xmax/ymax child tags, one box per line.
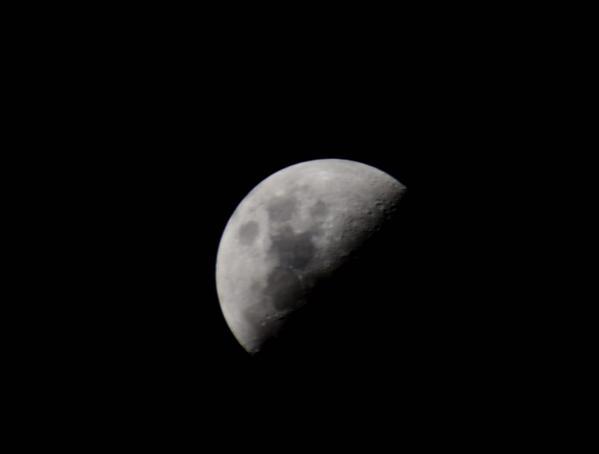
<box><xmin>238</xmin><ymin>221</ymin><xmax>259</xmax><ymax>245</ymax></box>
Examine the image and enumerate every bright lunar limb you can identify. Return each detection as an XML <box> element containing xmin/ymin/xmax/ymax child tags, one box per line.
<box><xmin>215</xmin><ymin>159</ymin><xmax>406</xmax><ymax>355</ymax></box>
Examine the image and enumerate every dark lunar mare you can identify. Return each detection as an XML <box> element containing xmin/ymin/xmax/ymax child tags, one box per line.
<box><xmin>258</xmin><ymin>196</ymin><xmax>327</xmax><ymax>317</ymax></box>
<box><xmin>238</xmin><ymin>221</ymin><xmax>259</xmax><ymax>245</ymax></box>
<box><xmin>268</xmin><ymin>226</ymin><xmax>318</xmax><ymax>272</ymax></box>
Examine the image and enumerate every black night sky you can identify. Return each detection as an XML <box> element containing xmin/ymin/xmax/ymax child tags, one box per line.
<box><xmin>85</xmin><ymin>84</ymin><xmax>517</xmax><ymax>428</ymax></box>
<box><xmin>39</xmin><ymin>12</ymin><xmax>556</xmax><ymax>446</ymax></box>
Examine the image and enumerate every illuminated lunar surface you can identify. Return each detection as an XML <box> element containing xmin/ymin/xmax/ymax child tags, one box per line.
<box><xmin>215</xmin><ymin>159</ymin><xmax>406</xmax><ymax>354</ymax></box>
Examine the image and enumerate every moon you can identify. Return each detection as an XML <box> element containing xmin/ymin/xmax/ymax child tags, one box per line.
<box><xmin>215</xmin><ymin>159</ymin><xmax>406</xmax><ymax>355</ymax></box>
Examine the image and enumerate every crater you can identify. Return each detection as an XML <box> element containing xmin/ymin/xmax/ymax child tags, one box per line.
<box><xmin>238</xmin><ymin>221</ymin><xmax>259</xmax><ymax>245</ymax></box>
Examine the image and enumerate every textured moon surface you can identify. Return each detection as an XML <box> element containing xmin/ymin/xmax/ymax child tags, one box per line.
<box><xmin>215</xmin><ymin>159</ymin><xmax>406</xmax><ymax>355</ymax></box>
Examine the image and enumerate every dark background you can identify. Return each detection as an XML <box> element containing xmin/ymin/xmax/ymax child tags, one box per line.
<box><xmin>75</xmin><ymin>78</ymin><xmax>521</xmax><ymax>438</ymax></box>
<box><xmin>27</xmin><ymin>10</ymin><xmax>563</xmax><ymax>446</ymax></box>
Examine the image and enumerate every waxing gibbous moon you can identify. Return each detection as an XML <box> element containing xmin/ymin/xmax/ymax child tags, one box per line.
<box><xmin>215</xmin><ymin>159</ymin><xmax>406</xmax><ymax>355</ymax></box>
